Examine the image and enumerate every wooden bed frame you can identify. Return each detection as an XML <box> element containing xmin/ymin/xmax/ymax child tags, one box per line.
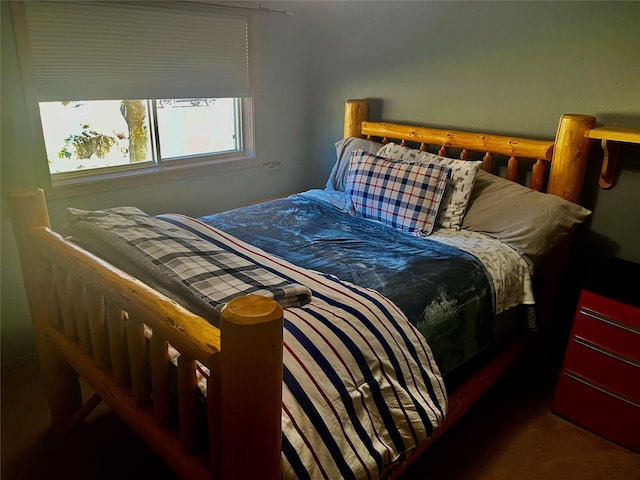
<box><xmin>7</xmin><ymin>99</ymin><xmax>595</xmax><ymax>480</ymax></box>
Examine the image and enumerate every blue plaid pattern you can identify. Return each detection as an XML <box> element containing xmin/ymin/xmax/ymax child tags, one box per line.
<box><xmin>65</xmin><ymin>206</ymin><xmax>312</xmax><ymax>310</ymax></box>
<box><xmin>344</xmin><ymin>150</ymin><xmax>452</xmax><ymax>235</ymax></box>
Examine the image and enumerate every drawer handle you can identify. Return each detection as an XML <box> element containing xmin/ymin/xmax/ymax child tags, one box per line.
<box><xmin>573</xmin><ymin>335</ymin><xmax>640</xmax><ymax>369</ymax></box>
<box><xmin>579</xmin><ymin>307</ymin><xmax>640</xmax><ymax>335</ymax></box>
<box><xmin>564</xmin><ymin>370</ymin><xmax>640</xmax><ymax>408</ymax></box>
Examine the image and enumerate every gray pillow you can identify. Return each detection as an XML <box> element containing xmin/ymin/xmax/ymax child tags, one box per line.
<box><xmin>326</xmin><ymin>137</ymin><xmax>383</xmax><ymax>191</ymax></box>
<box><xmin>461</xmin><ymin>170</ymin><xmax>591</xmax><ymax>265</ymax></box>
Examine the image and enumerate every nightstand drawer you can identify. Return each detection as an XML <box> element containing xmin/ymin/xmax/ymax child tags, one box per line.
<box><xmin>571</xmin><ymin>296</ymin><xmax>640</xmax><ymax>364</ymax></box>
<box><xmin>553</xmin><ymin>258</ymin><xmax>640</xmax><ymax>453</ymax></box>
<box><xmin>563</xmin><ymin>335</ymin><xmax>640</xmax><ymax>401</ymax></box>
<box><xmin>553</xmin><ymin>371</ymin><xmax>640</xmax><ymax>452</ymax></box>
<box><xmin>577</xmin><ymin>290</ymin><xmax>640</xmax><ymax>329</ymax></box>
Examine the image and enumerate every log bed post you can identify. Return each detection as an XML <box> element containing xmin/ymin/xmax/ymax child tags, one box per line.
<box><xmin>344</xmin><ymin>98</ymin><xmax>369</xmax><ymax>138</ymax></box>
<box><xmin>547</xmin><ymin>114</ymin><xmax>596</xmax><ymax>203</ymax></box>
<box><xmin>212</xmin><ymin>295</ymin><xmax>284</xmax><ymax>480</ymax></box>
<box><xmin>8</xmin><ymin>188</ymin><xmax>285</xmax><ymax>480</ymax></box>
<box><xmin>7</xmin><ymin>188</ymin><xmax>83</xmax><ymax>427</ymax></box>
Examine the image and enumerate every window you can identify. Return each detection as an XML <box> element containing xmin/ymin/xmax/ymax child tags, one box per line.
<box><xmin>12</xmin><ymin>1</ymin><xmax>254</xmax><ymax>190</ymax></box>
<box><xmin>40</xmin><ymin>97</ymin><xmax>243</xmax><ymax>180</ymax></box>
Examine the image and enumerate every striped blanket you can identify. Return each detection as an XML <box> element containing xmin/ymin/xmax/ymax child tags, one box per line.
<box><xmin>66</xmin><ymin>208</ymin><xmax>448</xmax><ymax>479</ymax></box>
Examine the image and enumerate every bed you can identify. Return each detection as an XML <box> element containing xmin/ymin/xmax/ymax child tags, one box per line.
<box><xmin>7</xmin><ymin>99</ymin><xmax>596</xmax><ymax>480</ymax></box>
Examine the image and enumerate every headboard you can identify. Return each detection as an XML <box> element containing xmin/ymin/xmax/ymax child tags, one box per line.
<box><xmin>343</xmin><ymin>99</ymin><xmax>595</xmax><ymax>204</ymax></box>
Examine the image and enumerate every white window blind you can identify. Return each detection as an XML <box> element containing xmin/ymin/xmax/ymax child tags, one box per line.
<box><xmin>16</xmin><ymin>1</ymin><xmax>250</xmax><ymax>101</ymax></box>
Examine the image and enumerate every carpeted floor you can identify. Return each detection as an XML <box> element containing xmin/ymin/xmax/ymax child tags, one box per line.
<box><xmin>2</xmin><ymin>355</ymin><xmax>639</xmax><ymax>480</ymax></box>
<box><xmin>401</xmin><ymin>362</ymin><xmax>640</xmax><ymax>480</ymax></box>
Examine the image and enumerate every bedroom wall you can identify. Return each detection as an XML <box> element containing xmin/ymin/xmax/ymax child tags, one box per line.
<box><xmin>1</xmin><ymin>2</ymin><xmax>310</xmax><ymax>364</ymax></box>
<box><xmin>295</xmin><ymin>0</ymin><xmax>640</xmax><ymax>265</ymax></box>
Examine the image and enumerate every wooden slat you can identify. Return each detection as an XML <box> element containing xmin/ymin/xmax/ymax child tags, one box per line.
<box><xmin>43</xmin><ymin>263</ymin><xmax>62</xmax><ymax>329</ymax></box>
<box><xmin>482</xmin><ymin>152</ymin><xmax>494</xmax><ymax>172</ymax></box>
<box><xmin>531</xmin><ymin>159</ymin><xmax>547</xmax><ymax>192</ymax></box>
<box><xmin>86</xmin><ymin>288</ymin><xmax>110</xmax><ymax>369</ymax></box>
<box><xmin>67</xmin><ymin>393</ymin><xmax>102</xmax><ymax>429</ymax></box>
<box><xmin>71</xmin><ymin>279</ymin><xmax>92</xmax><ymax>353</ymax></box>
<box><xmin>460</xmin><ymin>148</ymin><xmax>470</xmax><ymax>160</ymax></box>
<box><xmin>53</xmin><ymin>266</ymin><xmax>77</xmax><ymax>339</ymax></box>
<box><xmin>177</xmin><ymin>354</ymin><xmax>198</xmax><ymax>452</ymax></box>
<box><xmin>106</xmin><ymin>300</ymin><xmax>129</xmax><ymax>386</ymax></box>
<box><xmin>150</xmin><ymin>333</ymin><xmax>171</xmax><ymax>427</ymax></box>
<box><xmin>507</xmin><ymin>156</ymin><xmax>519</xmax><ymax>182</ymax></box>
<box><xmin>438</xmin><ymin>145</ymin><xmax>448</xmax><ymax>157</ymax></box>
<box><xmin>208</xmin><ymin>372</ymin><xmax>222</xmax><ymax>480</ymax></box>
<box><xmin>126</xmin><ymin>314</ymin><xmax>150</xmax><ymax>407</ymax></box>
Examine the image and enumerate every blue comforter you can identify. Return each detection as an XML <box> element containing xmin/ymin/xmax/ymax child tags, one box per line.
<box><xmin>199</xmin><ymin>190</ymin><xmax>495</xmax><ymax>376</ymax></box>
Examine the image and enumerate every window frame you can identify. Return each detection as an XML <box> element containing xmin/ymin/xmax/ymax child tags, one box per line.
<box><xmin>43</xmin><ymin>97</ymin><xmax>256</xmax><ymax>190</ymax></box>
<box><xmin>11</xmin><ymin>1</ymin><xmax>259</xmax><ymax>199</ymax></box>
<box><xmin>30</xmin><ymin>97</ymin><xmax>257</xmax><ymax>198</ymax></box>
<box><xmin>153</xmin><ymin>98</ymin><xmax>242</xmax><ymax>162</ymax></box>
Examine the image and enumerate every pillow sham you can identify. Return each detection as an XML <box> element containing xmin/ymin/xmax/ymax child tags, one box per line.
<box><xmin>344</xmin><ymin>150</ymin><xmax>452</xmax><ymax>235</ymax></box>
<box><xmin>377</xmin><ymin>143</ymin><xmax>482</xmax><ymax>230</ymax></box>
<box><xmin>326</xmin><ymin>137</ymin><xmax>384</xmax><ymax>191</ymax></box>
<box><xmin>461</xmin><ymin>170</ymin><xmax>592</xmax><ymax>265</ymax></box>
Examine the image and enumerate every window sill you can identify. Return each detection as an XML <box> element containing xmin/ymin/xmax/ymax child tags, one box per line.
<box><xmin>45</xmin><ymin>154</ymin><xmax>260</xmax><ymax>200</ymax></box>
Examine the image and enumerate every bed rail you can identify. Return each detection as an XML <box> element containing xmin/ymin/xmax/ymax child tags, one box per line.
<box><xmin>7</xmin><ymin>188</ymin><xmax>284</xmax><ymax>480</ymax></box>
<box><xmin>344</xmin><ymin>99</ymin><xmax>595</xmax><ymax>203</ymax></box>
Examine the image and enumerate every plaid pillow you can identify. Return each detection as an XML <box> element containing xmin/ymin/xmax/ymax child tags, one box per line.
<box><xmin>344</xmin><ymin>150</ymin><xmax>452</xmax><ymax>235</ymax></box>
<box><xmin>377</xmin><ymin>143</ymin><xmax>482</xmax><ymax>230</ymax></box>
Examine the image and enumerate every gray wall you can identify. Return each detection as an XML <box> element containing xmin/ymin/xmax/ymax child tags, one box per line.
<box><xmin>2</xmin><ymin>1</ymin><xmax>639</xmax><ymax>365</ymax></box>
<box><xmin>298</xmin><ymin>0</ymin><xmax>640</xmax><ymax>263</ymax></box>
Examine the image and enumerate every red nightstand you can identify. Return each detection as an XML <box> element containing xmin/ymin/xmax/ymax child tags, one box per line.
<box><xmin>552</xmin><ymin>257</ymin><xmax>640</xmax><ymax>453</ymax></box>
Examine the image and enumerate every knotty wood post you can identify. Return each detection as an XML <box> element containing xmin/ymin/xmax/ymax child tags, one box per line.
<box><xmin>7</xmin><ymin>188</ymin><xmax>83</xmax><ymax>427</ymax></box>
<box><xmin>344</xmin><ymin>99</ymin><xmax>368</xmax><ymax>138</ymax></box>
<box><xmin>210</xmin><ymin>294</ymin><xmax>283</xmax><ymax>480</ymax></box>
<box><xmin>538</xmin><ymin>113</ymin><xmax>593</xmax><ymax>366</ymax></box>
<box><xmin>547</xmin><ymin>114</ymin><xmax>596</xmax><ymax>203</ymax></box>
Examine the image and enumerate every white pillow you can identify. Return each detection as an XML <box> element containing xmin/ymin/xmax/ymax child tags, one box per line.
<box><xmin>377</xmin><ymin>143</ymin><xmax>481</xmax><ymax>230</ymax></box>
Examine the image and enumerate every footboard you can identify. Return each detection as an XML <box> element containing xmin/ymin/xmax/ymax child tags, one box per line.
<box><xmin>7</xmin><ymin>188</ymin><xmax>284</xmax><ymax>480</ymax></box>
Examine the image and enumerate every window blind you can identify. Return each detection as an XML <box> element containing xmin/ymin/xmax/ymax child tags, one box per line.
<box><xmin>16</xmin><ymin>1</ymin><xmax>250</xmax><ymax>101</ymax></box>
